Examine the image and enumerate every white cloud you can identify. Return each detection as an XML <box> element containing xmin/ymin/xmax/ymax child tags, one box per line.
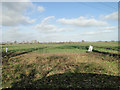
<box><xmin>34</xmin><ymin>16</ymin><xmax>73</xmax><ymax>33</ymax></box>
<box><xmin>2</xmin><ymin>27</ymin><xmax>36</xmax><ymax>42</ymax></box>
<box><xmin>2</xmin><ymin>2</ymin><xmax>35</xmax><ymax>26</ymax></box>
<box><xmin>37</xmin><ymin>6</ymin><xmax>45</xmax><ymax>12</ymax></box>
<box><xmin>79</xmin><ymin>26</ymin><xmax>116</xmax><ymax>36</ymax></box>
<box><xmin>98</xmin><ymin>26</ymin><xmax>117</xmax><ymax>33</ymax></box>
<box><xmin>102</xmin><ymin>30</ymin><xmax>113</xmax><ymax>33</ymax></box>
<box><xmin>2</xmin><ymin>15</ymin><xmax>35</xmax><ymax>26</ymax></box>
<box><xmin>57</xmin><ymin>16</ymin><xmax>108</xmax><ymax>27</ymax></box>
<box><xmin>82</xmin><ymin>30</ymin><xmax>113</xmax><ymax>36</ymax></box>
<box><xmin>100</xmin><ymin>26</ymin><xmax>118</xmax><ymax>33</ymax></box>
<box><xmin>100</xmin><ymin>26</ymin><xmax>117</xmax><ymax>31</ymax></box>
<box><xmin>102</xmin><ymin>26</ymin><xmax>117</xmax><ymax>30</ymax></box>
<box><xmin>41</xmin><ymin>16</ymin><xmax>55</xmax><ymax>24</ymax></box>
<box><xmin>103</xmin><ymin>12</ymin><xmax>118</xmax><ymax>21</ymax></box>
<box><xmin>35</xmin><ymin>23</ymin><xmax>57</xmax><ymax>33</ymax></box>
<box><xmin>81</xmin><ymin>31</ymin><xmax>98</xmax><ymax>35</ymax></box>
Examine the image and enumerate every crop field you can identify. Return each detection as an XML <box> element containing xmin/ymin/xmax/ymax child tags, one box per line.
<box><xmin>1</xmin><ymin>42</ymin><xmax>120</xmax><ymax>88</ymax></box>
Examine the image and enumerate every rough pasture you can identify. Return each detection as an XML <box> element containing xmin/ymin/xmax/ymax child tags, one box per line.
<box><xmin>1</xmin><ymin>42</ymin><xmax>120</xmax><ymax>88</ymax></box>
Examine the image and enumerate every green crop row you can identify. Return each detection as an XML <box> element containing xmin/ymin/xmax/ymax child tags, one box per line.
<box><xmin>2</xmin><ymin>42</ymin><xmax>118</xmax><ymax>54</ymax></box>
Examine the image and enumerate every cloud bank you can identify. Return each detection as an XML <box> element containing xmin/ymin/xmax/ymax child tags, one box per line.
<box><xmin>34</xmin><ymin>16</ymin><xmax>74</xmax><ymax>33</ymax></box>
<box><xmin>57</xmin><ymin>16</ymin><xmax>108</xmax><ymax>27</ymax></box>
<box><xmin>2</xmin><ymin>2</ymin><xmax>35</xmax><ymax>26</ymax></box>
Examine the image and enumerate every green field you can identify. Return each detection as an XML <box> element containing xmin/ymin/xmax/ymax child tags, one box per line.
<box><xmin>1</xmin><ymin>42</ymin><xmax>120</xmax><ymax>88</ymax></box>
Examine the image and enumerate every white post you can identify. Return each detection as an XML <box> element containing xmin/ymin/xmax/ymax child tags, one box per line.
<box><xmin>88</xmin><ymin>45</ymin><xmax>93</xmax><ymax>52</ymax></box>
<box><xmin>6</xmin><ymin>48</ymin><xmax>8</xmax><ymax>53</ymax></box>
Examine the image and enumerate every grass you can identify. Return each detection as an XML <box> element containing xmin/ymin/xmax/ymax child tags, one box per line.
<box><xmin>2</xmin><ymin>42</ymin><xmax>118</xmax><ymax>53</ymax></box>
<box><xmin>2</xmin><ymin>42</ymin><xmax>120</xmax><ymax>88</ymax></box>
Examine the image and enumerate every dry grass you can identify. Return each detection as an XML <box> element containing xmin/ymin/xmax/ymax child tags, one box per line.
<box><xmin>9</xmin><ymin>52</ymin><xmax>118</xmax><ymax>76</ymax></box>
<box><xmin>2</xmin><ymin>52</ymin><xmax>119</xmax><ymax>88</ymax></box>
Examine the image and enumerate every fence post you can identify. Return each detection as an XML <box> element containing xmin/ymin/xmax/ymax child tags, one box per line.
<box><xmin>6</xmin><ymin>48</ymin><xmax>8</xmax><ymax>53</ymax></box>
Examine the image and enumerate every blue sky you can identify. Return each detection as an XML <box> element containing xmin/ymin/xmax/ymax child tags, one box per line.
<box><xmin>2</xmin><ymin>2</ymin><xmax>118</xmax><ymax>42</ymax></box>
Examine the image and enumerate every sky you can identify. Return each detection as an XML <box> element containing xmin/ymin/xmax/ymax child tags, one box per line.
<box><xmin>1</xmin><ymin>1</ymin><xmax>118</xmax><ymax>42</ymax></box>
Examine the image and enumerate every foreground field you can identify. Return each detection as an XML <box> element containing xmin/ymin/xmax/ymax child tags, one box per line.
<box><xmin>2</xmin><ymin>42</ymin><xmax>120</xmax><ymax>88</ymax></box>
